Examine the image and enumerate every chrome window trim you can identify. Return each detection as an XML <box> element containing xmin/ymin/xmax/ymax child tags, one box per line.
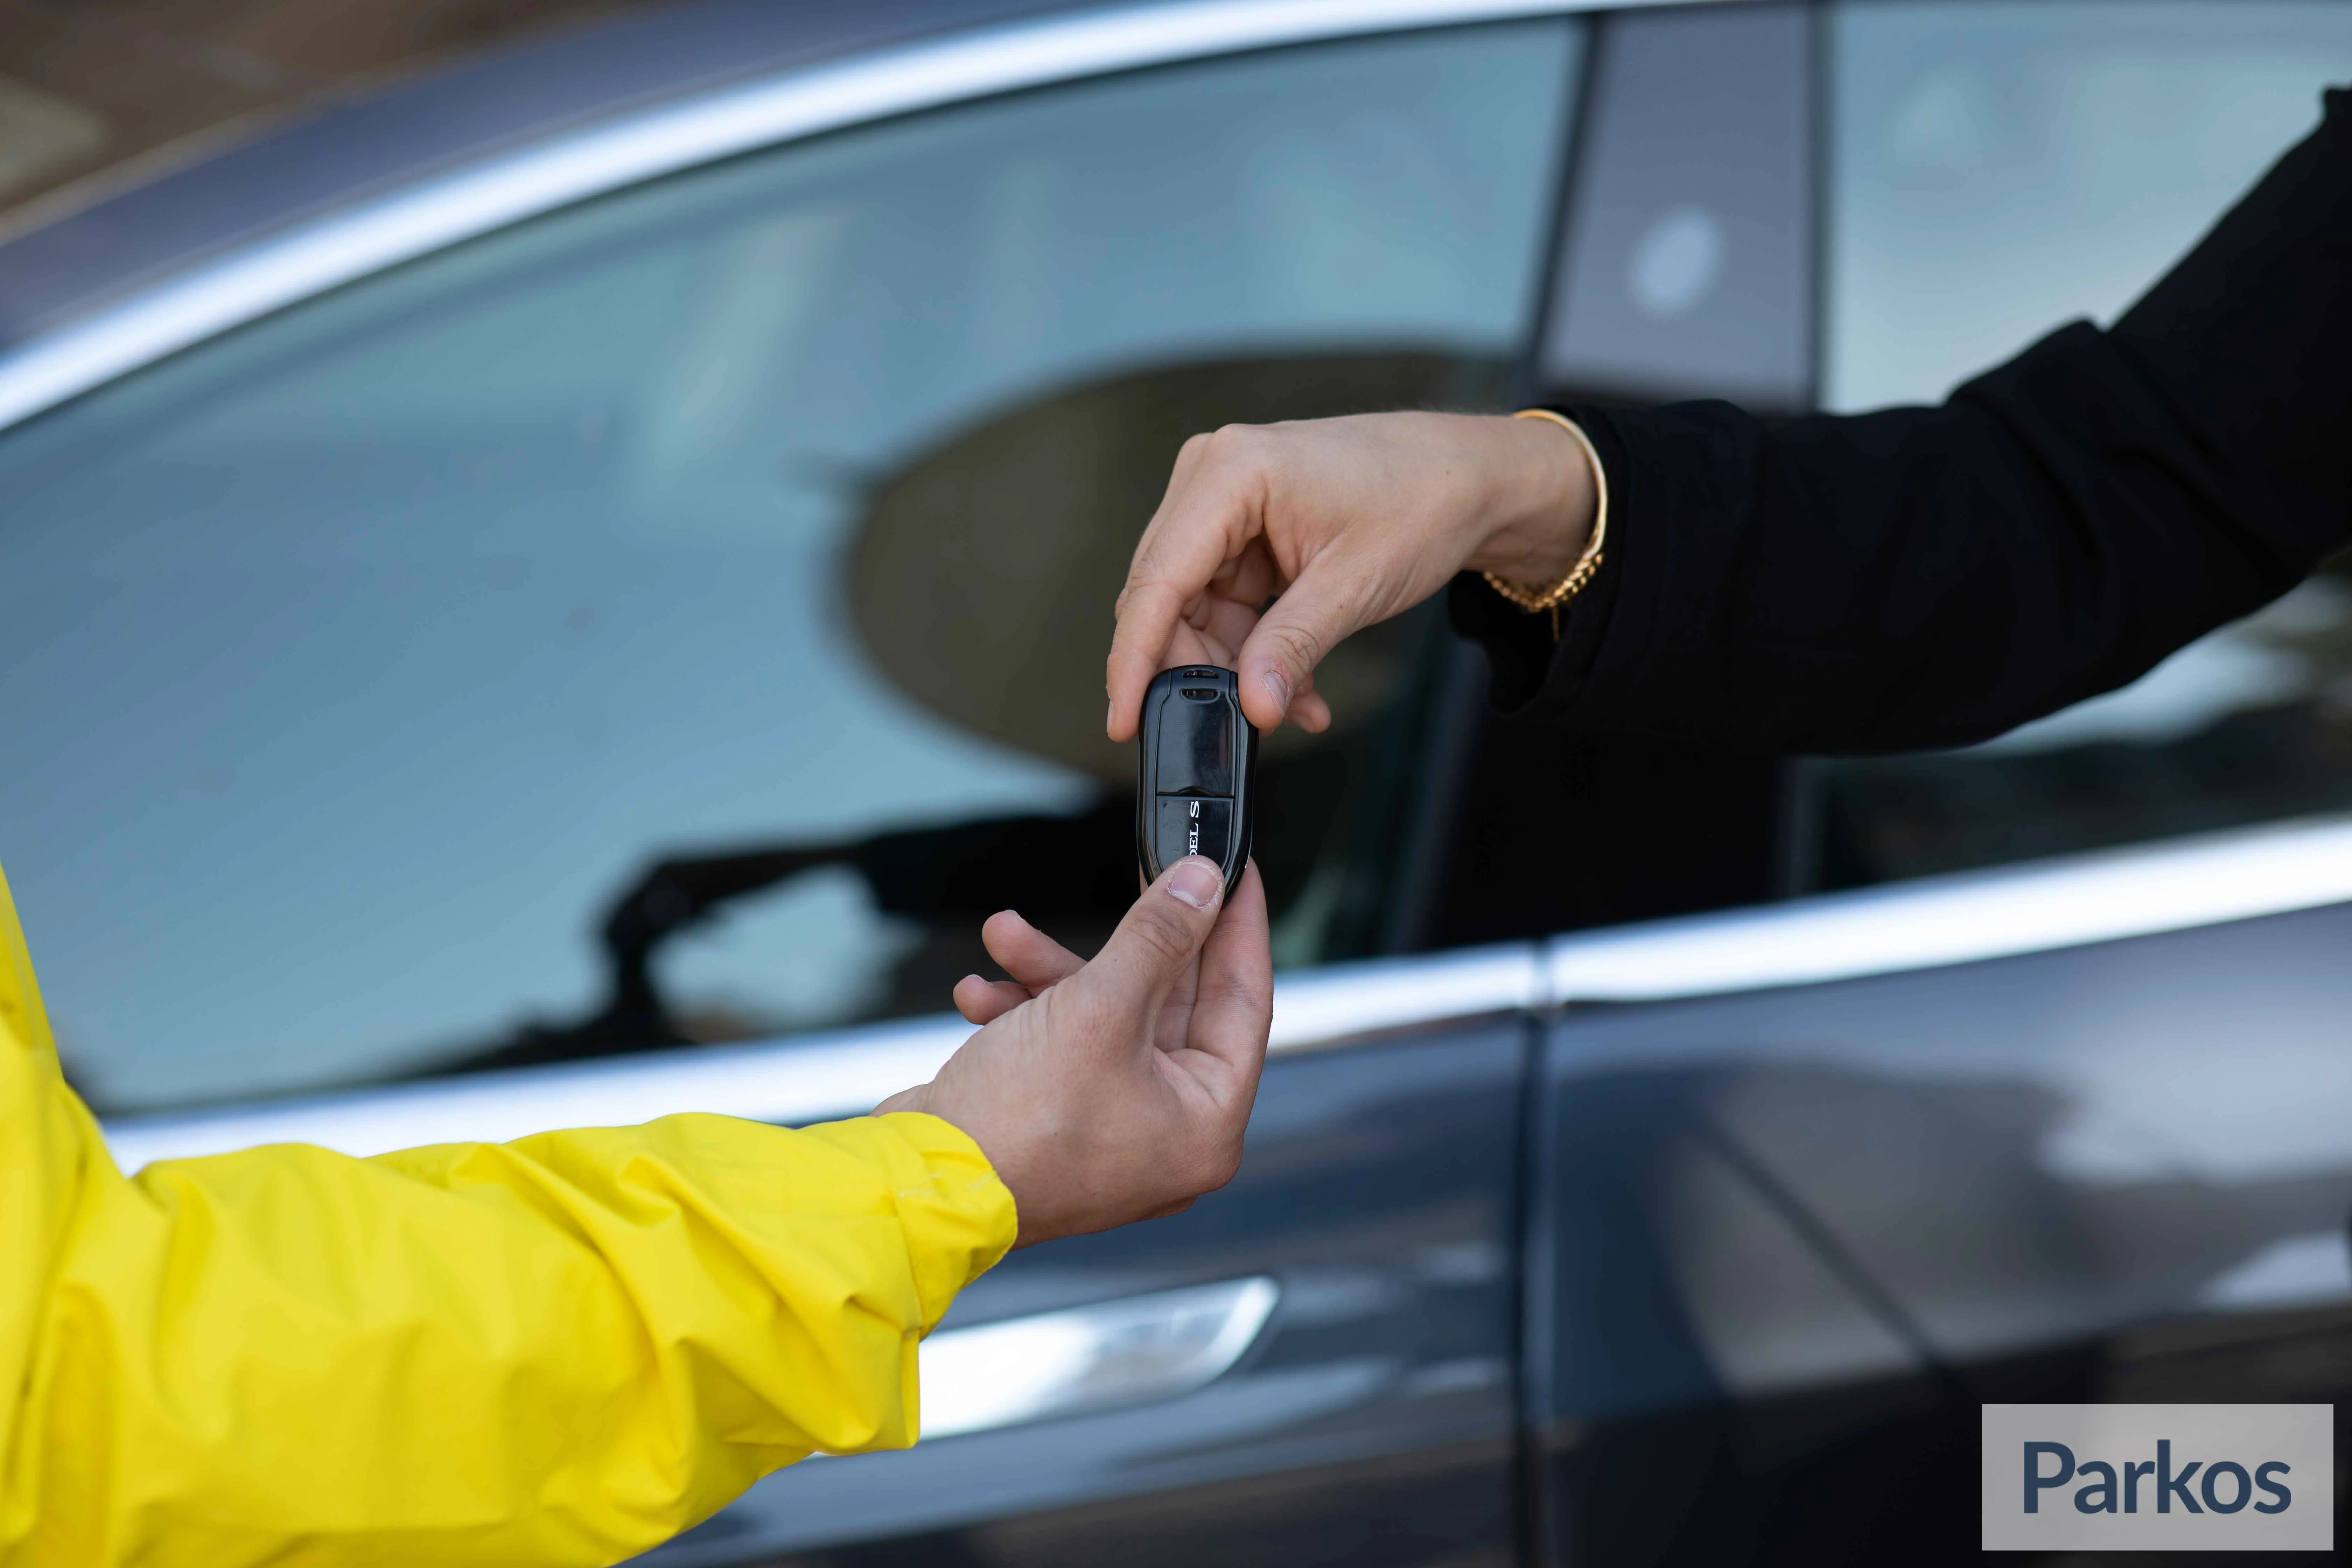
<box><xmin>1546</xmin><ymin>810</ymin><xmax>2352</xmax><ymax>1003</ymax></box>
<box><xmin>99</xmin><ymin>814</ymin><xmax>2352</xmax><ymax>1169</ymax></box>
<box><xmin>98</xmin><ymin>942</ymin><xmax>1545</xmax><ymax>1170</ymax></box>
<box><xmin>0</xmin><ymin>0</ymin><xmax>1689</xmax><ymax>435</ymax></box>
<box><xmin>101</xmin><ymin>1018</ymin><xmax>978</xmax><ymax>1172</ymax></box>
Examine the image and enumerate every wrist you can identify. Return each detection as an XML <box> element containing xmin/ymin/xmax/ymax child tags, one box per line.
<box><xmin>1465</xmin><ymin>411</ymin><xmax>1598</xmax><ymax>588</ymax></box>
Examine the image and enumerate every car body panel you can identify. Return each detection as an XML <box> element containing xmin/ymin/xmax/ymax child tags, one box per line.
<box><xmin>638</xmin><ymin>1024</ymin><xmax>1528</xmax><ymax>1567</ymax></box>
<box><xmin>1532</xmin><ymin>897</ymin><xmax>2352</xmax><ymax>1564</ymax></box>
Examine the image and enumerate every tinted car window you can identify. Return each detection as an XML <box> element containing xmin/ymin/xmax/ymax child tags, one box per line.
<box><xmin>0</xmin><ymin>21</ymin><xmax>1579</xmax><ymax>1111</ymax></box>
<box><xmin>1813</xmin><ymin>0</ymin><xmax>2352</xmax><ymax>890</ymax></box>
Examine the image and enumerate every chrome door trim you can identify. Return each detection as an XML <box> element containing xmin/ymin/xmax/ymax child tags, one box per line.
<box><xmin>0</xmin><ymin>0</ymin><xmax>1689</xmax><ymax>435</ymax></box>
<box><xmin>98</xmin><ymin>941</ymin><xmax>1544</xmax><ymax>1171</ymax></box>
<box><xmin>917</xmin><ymin>1276</ymin><xmax>1280</xmax><ymax>1440</ymax></box>
<box><xmin>1546</xmin><ymin>811</ymin><xmax>2352</xmax><ymax>1003</ymax></box>
<box><xmin>1268</xmin><ymin>940</ymin><xmax>1542</xmax><ymax>1051</ymax></box>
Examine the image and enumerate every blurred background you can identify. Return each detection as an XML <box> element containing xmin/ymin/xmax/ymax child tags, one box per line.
<box><xmin>0</xmin><ymin>0</ymin><xmax>642</xmax><ymax>234</ymax></box>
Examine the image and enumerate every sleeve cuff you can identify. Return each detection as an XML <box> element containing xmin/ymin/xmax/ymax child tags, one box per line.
<box><xmin>799</xmin><ymin>1112</ymin><xmax>1017</xmax><ymax>1334</ymax></box>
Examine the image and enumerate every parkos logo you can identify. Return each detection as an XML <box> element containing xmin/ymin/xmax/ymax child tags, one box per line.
<box><xmin>1982</xmin><ymin>1405</ymin><xmax>2333</xmax><ymax>1552</ymax></box>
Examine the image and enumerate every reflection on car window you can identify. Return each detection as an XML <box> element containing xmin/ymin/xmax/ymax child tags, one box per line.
<box><xmin>1827</xmin><ymin>0</ymin><xmax>2352</xmax><ymax>413</ymax></box>
<box><xmin>1814</xmin><ymin>0</ymin><xmax>2352</xmax><ymax>890</ymax></box>
<box><xmin>0</xmin><ymin>21</ymin><xmax>1578</xmax><ymax>1110</ymax></box>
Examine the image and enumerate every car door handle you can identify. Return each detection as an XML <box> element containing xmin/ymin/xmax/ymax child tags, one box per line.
<box><xmin>918</xmin><ymin>1277</ymin><xmax>1279</xmax><ymax>1441</ymax></box>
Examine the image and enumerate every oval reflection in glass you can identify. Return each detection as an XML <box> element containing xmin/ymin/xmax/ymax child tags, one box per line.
<box><xmin>1627</xmin><ymin>203</ymin><xmax>1727</xmax><ymax>321</ymax></box>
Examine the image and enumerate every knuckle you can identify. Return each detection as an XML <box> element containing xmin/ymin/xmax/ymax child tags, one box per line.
<box><xmin>1127</xmin><ymin>906</ymin><xmax>1198</xmax><ymax>966</ymax></box>
<box><xmin>1202</xmin><ymin>422</ymin><xmax>1264</xmax><ymax>468</ymax></box>
<box><xmin>1259</xmin><ymin>620</ymin><xmax>1324</xmax><ymax>672</ymax></box>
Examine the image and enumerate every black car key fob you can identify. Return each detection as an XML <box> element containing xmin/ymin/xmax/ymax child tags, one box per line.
<box><xmin>1136</xmin><ymin>665</ymin><xmax>1259</xmax><ymax>886</ymax></box>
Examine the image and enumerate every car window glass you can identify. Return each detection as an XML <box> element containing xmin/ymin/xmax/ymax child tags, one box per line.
<box><xmin>1826</xmin><ymin>0</ymin><xmax>2352</xmax><ymax>413</ymax></box>
<box><xmin>0</xmin><ymin>21</ymin><xmax>1578</xmax><ymax>1111</ymax></box>
<box><xmin>1813</xmin><ymin>0</ymin><xmax>2352</xmax><ymax>890</ymax></box>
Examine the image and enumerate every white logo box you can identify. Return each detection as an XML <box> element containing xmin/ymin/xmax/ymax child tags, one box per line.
<box><xmin>1982</xmin><ymin>1404</ymin><xmax>2333</xmax><ymax>1552</ymax></box>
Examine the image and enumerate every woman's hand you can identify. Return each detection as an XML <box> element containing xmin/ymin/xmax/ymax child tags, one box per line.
<box><xmin>1105</xmin><ymin>411</ymin><xmax>1600</xmax><ymax>740</ymax></box>
<box><xmin>876</xmin><ymin>856</ymin><xmax>1271</xmax><ymax>1248</ymax></box>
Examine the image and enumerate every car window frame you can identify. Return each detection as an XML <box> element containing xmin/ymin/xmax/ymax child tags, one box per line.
<box><xmin>5</xmin><ymin>1</ymin><xmax>1608</xmax><ymax>1140</ymax></box>
<box><xmin>0</xmin><ymin>0</ymin><xmax>1679</xmax><ymax>437</ymax></box>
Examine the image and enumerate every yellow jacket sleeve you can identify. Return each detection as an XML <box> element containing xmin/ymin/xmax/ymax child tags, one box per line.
<box><xmin>0</xmin><ymin>867</ymin><xmax>1016</xmax><ymax>1567</ymax></box>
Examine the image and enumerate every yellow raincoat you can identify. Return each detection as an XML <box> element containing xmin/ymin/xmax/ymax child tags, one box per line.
<box><xmin>0</xmin><ymin>864</ymin><xmax>1016</xmax><ymax>1566</ymax></box>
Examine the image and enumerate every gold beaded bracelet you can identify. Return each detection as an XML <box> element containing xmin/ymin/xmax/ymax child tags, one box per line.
<box><xmin>1480</xmin><ymin>407</ymin><xmax>1609</xmax><ymax>639</ymax></box>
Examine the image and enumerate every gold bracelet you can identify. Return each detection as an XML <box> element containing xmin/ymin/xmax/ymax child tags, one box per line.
<box><xmin>1481</xmin><ymin>407</ymin><xmax>1609</xmax><ymax>638</ymax></box>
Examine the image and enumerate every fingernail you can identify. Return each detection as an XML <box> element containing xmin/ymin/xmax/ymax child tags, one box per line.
<box><xmin>1166</xmin><ymin>855</ymin><xmax>1224</xmax><ymax>909</ymax></box>
<box><xmin>1106</xmin><ymin>699</ymin><xmax>1116</xmax><ymax>735</ymax></box>
<box><xmin>1260</xmin><ymin>669</ymin><xmax>1290</xmax><ymax>715</ymax></box>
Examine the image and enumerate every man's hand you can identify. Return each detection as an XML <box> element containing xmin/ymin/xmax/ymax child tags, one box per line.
<box><xmin>875</xmin><ymin>855</ymin><xmax>1271</xmax><ymax>1248</ymax></box>
<box><xmin>1105</xmin><ymin>411</ymin><xmax>1600</xmax><ymax>740</ymax></box>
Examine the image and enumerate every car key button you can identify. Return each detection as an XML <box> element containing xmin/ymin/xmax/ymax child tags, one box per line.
<box><xmin>1153</xmin><ymin>695</ymin><xmax>1235</xmax><ymax>796</ymax></box>
<box><xmin>1153</xmin><ymin>795</ymin><xmax>1234</xmax><ymax>871</ymax></box>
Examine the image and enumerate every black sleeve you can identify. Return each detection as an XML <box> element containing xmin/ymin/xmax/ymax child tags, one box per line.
<box><xmin>1451</xmin><ymin>85</ymin><xmax>2352</xmax><ymax>756</ymax></box>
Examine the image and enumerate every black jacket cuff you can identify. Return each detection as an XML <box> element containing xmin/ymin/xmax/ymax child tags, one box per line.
<box><xmin>1445</xmin><ymin>404</ymin><xmax>1634</xmax><ymax>720</ymax></box>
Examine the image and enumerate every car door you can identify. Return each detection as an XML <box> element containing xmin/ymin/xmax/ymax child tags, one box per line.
<box><xmin>0</xmin><ymin>7</ymin><xmax>1595</xmax><ymax>1563</ymax></box>
<box><xmin>1519</xmin><ymin>4</ymin><xmax>2352</xmax><ymax>1563</ymax></box>
<box><xmin>645</xmin><ymin>999</ymin><xmax>1535</xmax><ymax>1568</ymax></box>
<box><xmin>1531</xmin><ymin>831</ymin><xmax>2352</xmax><ymax>1568</ymax></box>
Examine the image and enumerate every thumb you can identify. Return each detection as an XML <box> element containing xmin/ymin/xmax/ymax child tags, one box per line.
<box><xmin>1234</xmin><ymin>567</ymin><xmax>1363</xmax><ymax>733</ymax></box>
<box><xmin>1072</xmin><ymin>855</ymin><xmax>1226</xmax><ymax>1022</ymax></box>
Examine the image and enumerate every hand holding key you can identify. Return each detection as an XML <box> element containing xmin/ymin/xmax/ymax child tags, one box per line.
<box><xmin>1105</xmin><ymin>411</ymin><xmax>1600</xmax><ymax>741</ymax></box>
<box><xmin>877</xmin><ymin>856</ymin><xmax>1271</xmax><ymax>1248</ymax></box>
